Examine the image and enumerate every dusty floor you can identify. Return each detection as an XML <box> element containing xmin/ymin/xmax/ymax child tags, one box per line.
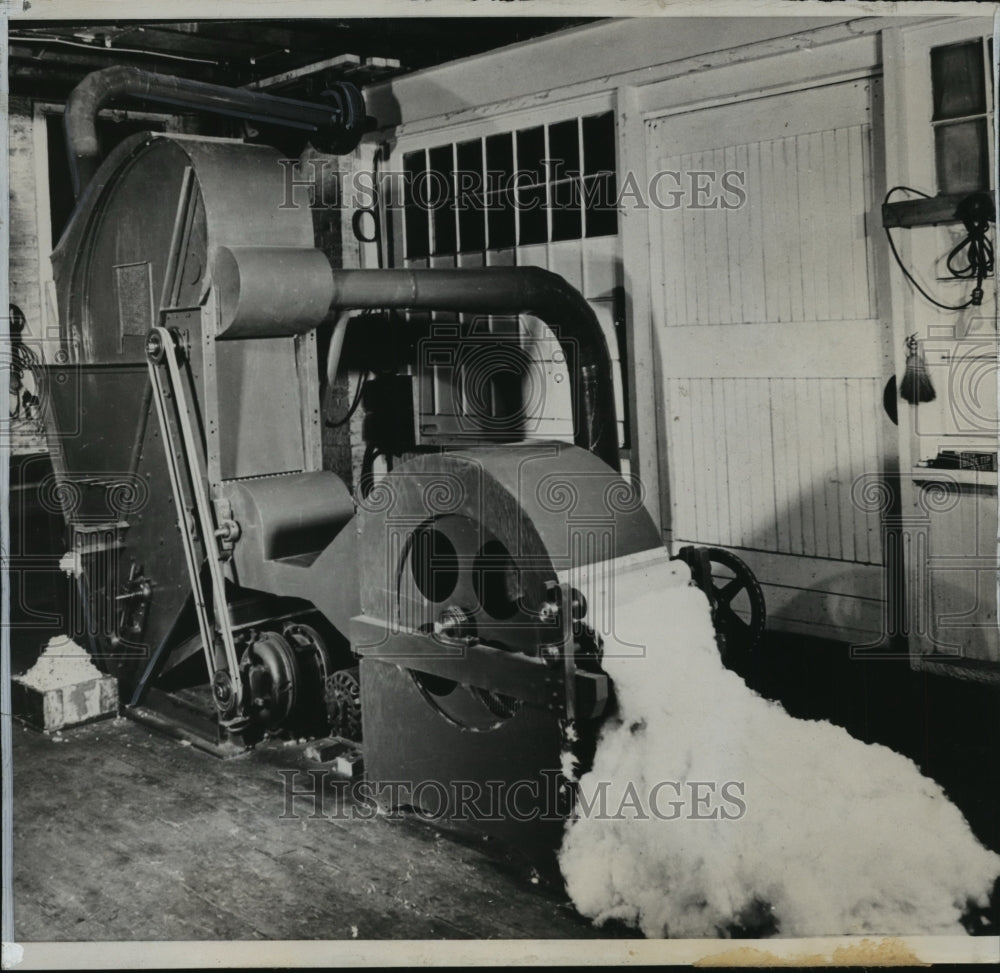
<box><xmin>10</xmin><ymin>628</ymin><xmax>998</xmax><ymax>942</ymax></box>
<box><xmin>11</xmin><ymin>714</ymin><xmax>619</xmax><ymax>942</ymax></box>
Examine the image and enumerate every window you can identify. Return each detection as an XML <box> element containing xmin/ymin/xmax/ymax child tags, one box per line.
<box><xmin>930</xmin><ymin>38</ymin><xmax>994</xmax><ymax>194</ymax></box>
<box><xmin>401</xmin><ymin>111</ymin><xmax>618</xmax><ymax>259</ymax></box>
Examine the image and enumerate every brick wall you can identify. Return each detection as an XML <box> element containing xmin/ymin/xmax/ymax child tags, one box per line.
<box><xmin>8</xmin><ymin>97</ymin><xmax>44</xmax><ymax>349</ymax></box>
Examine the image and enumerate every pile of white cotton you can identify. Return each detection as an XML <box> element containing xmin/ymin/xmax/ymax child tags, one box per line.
<box><xmin>16</xmin><ymin>635</ymin><xmax>104</xmax><ymax>691</ymax></box>
<box><xmin>558</xmin><ymin>561</ymin><xmax>999</xmax><ymax>938</ymax></box>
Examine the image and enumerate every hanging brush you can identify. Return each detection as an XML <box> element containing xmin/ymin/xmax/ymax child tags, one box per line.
<box><xmin>899</xmin><ymin>333</ymin><xmax>935</xmax><ymax>404</ymax></box>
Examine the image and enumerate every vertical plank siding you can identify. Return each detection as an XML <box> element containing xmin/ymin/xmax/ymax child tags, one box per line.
<box><xmin>650</xmin><ymin>91</ymin><xmax>885</xmax><ymax>569</ymax></box>
<box><xmin>656</xmin><ymin>123</ymin><xmax>875</xmax><ymax>328</ymax></box>
<box><xmin>663</xmin><ymin>377</ymin><xmax>884</xmax><ymax>564</ymax></box>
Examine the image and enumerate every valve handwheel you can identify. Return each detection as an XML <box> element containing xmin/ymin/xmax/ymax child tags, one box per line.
<box><xmin>702</xmin><ymin>547</ymin><xmax>766</xmax><ymax>665</ymax></box>
<box><xmin>676</xmin><ymin>545</ymin><xmax>766</xmax><ymax>666</ymax></box>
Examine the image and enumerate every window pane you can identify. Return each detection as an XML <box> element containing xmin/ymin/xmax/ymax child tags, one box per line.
<box><xmin>516</xmin><ymin>126</ymin><xmax>546</xmax><ymax>185</ymax></box>
<box><xmin>486</xmin><ymin>188</ymin><xmax>515</xmax><ymax>249</ymax></box>
<box><xmin>486</xmin><ymin>132</ymin><xmax>514</xmax><ymax>190</ymax></box>
<box><xmin>584</xmin><ymin>173</ymin><xmax>619</xmax><ymax>237</ymax></box>
<box><xmin>456</xmin><ymin>139</ymin><xmax>485</xmax><ymax>253</ymax></box>
<box><xmin>547</xmin><ymin>119</ymin><xmax>580</xmax><ymax>179</ymax></box>
<box><xmin>550</xmin><ymin>178</ymin><xmax>581</xmax><ymax>241</ymax></box>
<box><xmin>935</xmin><ymin>118</ymin><xmax>990</xmax><ymax>193</ymax></box>
<box><xmin>932</xmin><ymin>40</ymin><xmax>986</xmax><ymax>120</ymax></box>
<box><xmin>582</xmin><ymin>111</ymin><xmax>616</xmax><ymax>176</ymax></box>
<box><xmin>456</xmin><ymin>139</ymin><xmax>484</xmax><ymax>200</ymax></box>
<box><xmin>403</xmin><ymin>150</ymin><xmax>429</xmax><ymax>259</ymax></box>
<box><xmin>458</xmin><ymin>200</ymin><xmax>486</xmax><ymax>253</ymax></box>
<box><xmin>428</xmin><ymin>145</ymin><xmax>456</xmax><ymax>255</ymax></box>
<box><xmin>517</xmin><ymin>182</ymin><xmax>547</xmax><ymax>244</ymax></box>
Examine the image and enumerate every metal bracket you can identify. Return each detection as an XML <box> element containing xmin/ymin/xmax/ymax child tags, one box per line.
<box><xmin>212</xmin><ymin>496</ymin><xmax>241</xmax><ymax>556</ymax></box>
<box><xmin>557</xmin><ymin>582</ymin><xmax>578</xmax><ymax>723</ymax></box>
<box><xmin>115</xmin><ymin>560</ymin><xmax>153</xmax><ymax>642</ymax></box>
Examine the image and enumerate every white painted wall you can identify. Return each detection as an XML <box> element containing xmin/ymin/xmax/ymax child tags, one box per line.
<box><xmin>366</xmin><ymin>17</ymin><xmax>853</xmax><ymax>132</ymax></box>
<box><xmin>358</xmin><ymin>13</ymin><xmax>989</xmax><ymax>647</ymax></box>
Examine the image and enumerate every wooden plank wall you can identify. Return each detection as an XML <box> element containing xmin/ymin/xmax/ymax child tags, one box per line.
<box><xmin>664</xmin><ymin>376</ymin><xmax>885</xmax><ymax>563</ymax></box>
<box><xmin>651</xmin><ymin>109</ymin><xmax>884</xmax><ymax>566</ymax></box>
<box><xmin>655</xmin><ymin>127</ymin><xmax>876</xmax><ymax>327</ymax></box>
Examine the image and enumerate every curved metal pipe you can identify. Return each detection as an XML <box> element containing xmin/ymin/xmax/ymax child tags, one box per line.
<box><xmin>64</xmin><ymin>66</ymin><xmax>368</xmax><ymax>199</ymax></box>
<box><xmin>326</xmin><ymin>267</ymin><xmax>620</xmax><ymax>471</ymax></box>
<box><xmin>325</xmin><ymin>311</ymin><xmax>353</xmax><ymax>388</ymax></box>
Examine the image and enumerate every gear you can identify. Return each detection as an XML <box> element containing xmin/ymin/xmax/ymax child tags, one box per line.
<box><xmin>326</xmin><ymin>666</ymin><xmax>362</xmax><ymax>741</ymax></box>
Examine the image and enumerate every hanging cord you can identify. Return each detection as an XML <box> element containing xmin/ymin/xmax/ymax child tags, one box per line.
<box><xmin>8</xmin><ymin>304</ymin><xmax>40</xmax><ymax>421</ymax></box>
<box><xmin>946</xmin><ymin>191</ymin><xmax>995</xmax><ymax>305</ymax></box>
<box><xmin>351</xmin><ymin>142</ymin><xmax>386</xmax><ymax>269</ymax></box>
<box><xmin>883</xmin><ymin>186</ymin><xmax>994</xmax><ymax>311</ymax></box>
<box><xmin>326</xmin><ymin>368</ymin><xmax>368</xmax><ymax>428</ymax></box>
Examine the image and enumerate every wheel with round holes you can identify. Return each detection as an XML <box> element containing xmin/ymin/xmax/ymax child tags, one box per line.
<box><xmin>702</xmin><ymin>547</ymin><xmax>766</xmax><ymax>665</ymax></box>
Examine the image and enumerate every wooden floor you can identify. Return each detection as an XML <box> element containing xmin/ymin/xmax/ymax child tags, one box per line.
<box><xmin>10</xmin><ymin>457</ymin><xmax>998</xmax><ymax>943</ymax></box>
<box><xmin>11</xmin><ymin>716</ymin><xmax>620</xmax><ymax>942</ymax></box>
<box><xmin>11</xmin><ymin>630</ymin><xmax>999</xmax><ymax>942</ymax></box>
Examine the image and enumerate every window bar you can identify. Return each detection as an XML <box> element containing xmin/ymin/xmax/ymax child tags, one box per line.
<box><xmin>512</xmin><ymin>128</ymin><xmax>521</xmax><ymax>249</ymax></box>
<box><xmin>450</xmin><ymin>141</ymin><xmax>460</xmax><ymax>258</ymax></box>
<box><xmin>543</xmin><ymin>121</ymin><xmax>553</xmax><ymax>246</ymax></box>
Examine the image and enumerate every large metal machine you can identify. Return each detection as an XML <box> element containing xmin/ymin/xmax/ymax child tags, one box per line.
<box><xmin>43</xmin><ymin>68</ymin><xmax>764</xmax><ymax>848</ymax></box>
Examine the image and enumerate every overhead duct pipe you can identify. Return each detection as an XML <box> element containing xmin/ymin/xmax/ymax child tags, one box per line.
<box><xmin>213</xmin><ymin>255</ymin><xmax>621</xmax><ymax>472</ymax></box>
<box><xmin>64</xmin><ymin>66</ymin><xmax>369</xmax><ymax>198</ymax></box>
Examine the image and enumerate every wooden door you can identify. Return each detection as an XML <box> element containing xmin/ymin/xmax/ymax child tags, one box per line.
<box><xmin>646</xmin><ymin>78</ymin><xmax>893</xmax><ymax>642</ymax></box>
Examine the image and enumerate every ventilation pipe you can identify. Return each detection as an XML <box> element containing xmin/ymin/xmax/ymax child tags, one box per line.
<box><xmin>64</xmin><ymin>66</ymin><xmax>369</xmax><ymax>199</ymax></box>
<box><xmin>213</xmin><ymin>254</ymin><xmax>622</xmax><ymax>472</ymax></box>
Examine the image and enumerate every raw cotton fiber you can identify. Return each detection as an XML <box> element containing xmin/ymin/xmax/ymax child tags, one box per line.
<box><xmin>58</xmin><ymin>549</ymin><xmax>83</xmax><ymax>577</ymax></box>
<box><xmin>15</xmin><ymin>635</ymin><xmax>104</xmax><ymax>690</ymax></box>
<box><xmin>558</xmin><ymin>562</ymin><xmax>1000</xmax><ymax>937</ymax></box>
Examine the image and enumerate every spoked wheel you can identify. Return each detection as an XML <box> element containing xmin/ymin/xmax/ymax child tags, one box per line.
<box><xmin>702</xmin><ymin>547</ymin><xmax>766</xmax><ymax>666</ymax></box>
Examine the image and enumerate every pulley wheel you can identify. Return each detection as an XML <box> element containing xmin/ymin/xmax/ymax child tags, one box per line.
<box><xmin>240</xmin><ymin>631</ymin><xmax>300</xmax><ymax>731</ymax></box>
<box><xmin>283</xmin><ymin>621</ymin><xmax>335</xmax><ymax>737</ymax></box>
<box><xmin>317</xmin><ymin>82</ymin><xmax>368</xmax><ymax>154</ymax></box>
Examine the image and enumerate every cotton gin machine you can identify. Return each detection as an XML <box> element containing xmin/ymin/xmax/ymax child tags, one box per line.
<box><xmin>42</xmin><ymin>68</ymin><xmax>765</xmax><ymax>850</ymax></box>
